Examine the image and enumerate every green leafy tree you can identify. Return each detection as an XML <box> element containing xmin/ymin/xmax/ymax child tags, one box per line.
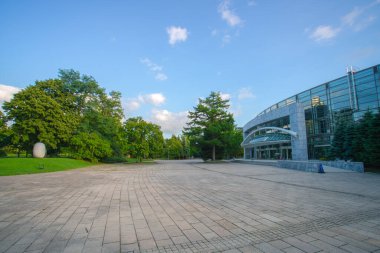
<box><xmin>3</xmin><ymin>79</ymin><xmax>78</xmax><ymax>155</ymax></box>
<box><xmin>0</xmin><ymin>111</ymin><xmax>12</xmax><ymax>155</ymax></box>
<box><xmin>225</xmin><ymin>127</ymin><xmax>244</xmax><ymax>159</ymax></box>
<box><xmin>180</xmin><ymin>135</ymin><xmax>191</xmax><ymax>159</ymax></box>
<box><xmin>146</xmin><ymin>123</ymin><xmax>164</xmax><ymax>159</ymax></box>
<box><xmin>165</xmin><ymin>135</ymin><xmax>183</xmax><ymax>159</ymax></box>
<box><xmin>184</xmin><ymin>91</ymin><xmax>236</xmax><ymax>161</ymax></box>
<box><xmin>58</xmin><ymin>69</ymin><xmax>126</xmax><ymax>159</ymax></box>
<box><xmin>123</xmin><ymin>117</ymin><xmax>163</xmax><ymax>162</ymax></box>
<box><xmin>70</xmin><ymin>132</ymin><xmax>112</xmax><ymax>162</ymax></box>
<box><xmin>3</xmin><ymin>69</ymin><xmax>125</xmax><ymax>160</ymax></box>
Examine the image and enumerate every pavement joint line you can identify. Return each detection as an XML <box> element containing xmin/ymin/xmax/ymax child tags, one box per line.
<box><xmin>190</xmin><ymin>162</ymin><xmax>379</xmax><ymax>200</ymax></box>
<box><xmin>141</xmin><ymin>208</ymin><xmax>380</xmax><ymax>252</ymax></box>
<box><xmin>1</xmin><ymin>161</ymin><xmax>380</xmax><ymax>253</ymax></box>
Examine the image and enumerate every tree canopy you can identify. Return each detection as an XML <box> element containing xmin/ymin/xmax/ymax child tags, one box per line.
<box><xmin>2</xmin><ymin>70</ymin><xmax>127</xmax><ymax>161</ymax></box>
<box><xmin>330</xmin><ymin>111</ymin><xmax>380</xmax><ymax>167</ymax></box>
<box><xmin>184</xmin><ymin>91</ymin><xmax>240</xmax><ymax>160</ymax></box>
<box><xmin>123</xmin><ymin>117</ymin><xmax>164</xmax><ymax>162</ymax></box>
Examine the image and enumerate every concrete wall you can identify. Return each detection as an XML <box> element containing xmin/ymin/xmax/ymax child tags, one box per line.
<box><xmin>289</xmin><ymin>104</ymin><xmax>308</xmax><ymax>160</ymax></box>
<box><xmin>310</xmin><ymin>160</ymin><xmax>364</xmax><ymax>173</ymax></box>
<box><xmin>277</xmin><ymin>160</ymin><xmax>323</xmax><ymax>172</ymax></box>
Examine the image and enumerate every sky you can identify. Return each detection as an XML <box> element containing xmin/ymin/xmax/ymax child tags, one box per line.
<box><xmin>1</xmin><ymin>0</ymin><xmax>380</xmax><ymax>136</ymax></box>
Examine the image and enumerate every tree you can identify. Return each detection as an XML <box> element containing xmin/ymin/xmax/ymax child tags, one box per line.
<box><xmin>329</xmin><ymin>111</ymin><xmax>380</xmax><ymax>167</ymax></box>
<box><xmin>3</xmin><ymin>79</ymin><xmax>78</xmax><ymax>155</ymax></box>
<box><xmin>180</xmin><ymin>135</ymin><xmax>190</xmax><ymax>159</ymax></box>
<box><xmin>145</xmin><ymin>123</ymin><xmax>164</xmax><ymax>159</ymax></box>
<box><xmin>3</xmin><ymin>69</ymin><xmax>126</xmax><ymax>160</ymax></box>
<box><xmin>368</xmin><ymin>112</ymin><xmax>380</xmax><ymax>166</ymax></box>
<box><xmin>123</xmin><ymin>117</ymin><xmax>164</xmax><ymax>162</ymax></box>
<box><xmin>70</xmin><ymin>132</ymin><xmax>112</xmax><ymax>162</ymax></box>
<box><xmin>329</xmin><ymin>118</ymin><xmax>346</xmax><ymax>160</ymax></box>
<box><xmin>58</xmin><ymin>69</ymin><xmax>126</xmax><ymax>159</ymax></box>
<box><xmin>225</xmin><ymin>127</ymin><xmax>244</xmax><ymax>159</ymax></box>
<box><xmin>165</xmin><ymin>135</ymin><xmax>183</xmax><ymax>159</ymax></box>
<box><xmin>0</xmin><ymin>111</ymin><xmax>12</xmax><ymax>154</ymax></box>
<box><xmin>184</xmin><ymin>91</ymin><xmax>236</xmax><ymax>161</ymax></box>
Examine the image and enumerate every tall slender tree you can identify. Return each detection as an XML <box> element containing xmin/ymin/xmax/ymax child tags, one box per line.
<box><xmin>184</xmin><ymin>91</ymin><xmax>236</xmax><ymax>161</ymax></box>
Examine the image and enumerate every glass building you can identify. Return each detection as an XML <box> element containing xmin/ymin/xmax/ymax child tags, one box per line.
<box><xmin>242</xmin><ymin>64</ymin><xmax>380</xmax><ymax>160</ymax></box>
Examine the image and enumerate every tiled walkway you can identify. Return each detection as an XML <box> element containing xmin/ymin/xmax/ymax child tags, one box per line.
<box><xmin>0</xmin><ymin>160</ymin><xmax>379</xmax><ymax>252</ymax></box>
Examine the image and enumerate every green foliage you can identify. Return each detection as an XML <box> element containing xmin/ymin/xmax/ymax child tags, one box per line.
<box><xmin>70</xmin><ymin>132</ymin><xmax>112</xmax><ymax>162</ymax></box>
<box><xmin>2</xmin><ymin>69</ymin><xmax>126</xmax><ymax>161</ymax></box>
<box><xmin>59</xmin><ymin>69</ymin><xmax>126</xmax><ymax>159</ymax></box>
<box><xmin>123</xmin><ymin>117</ymin><xmax>164</xmax><ymax>162</ymax></box>
<box><xmin>164</xmin><ymin>135</ymin><xmax>183</xmax><ymax>159</ymax></box>
<box><xmin>0</xmin><ymin>111</ymin><xmax>11</xmax><ymax>150</ymax></box>
<box><xmin>225</xmin><ymin>127</ymin><xmax>244</xmax><ymax>158</ymax></box>
<box><xmin>0</xmin><ymin>158</ymin><xmax>94</xmax><ymax>176</ymax></box>
<box><xmin>3</xmin><ymin>79</ymin><xmax>78</xmax><ymax>154</ymax></box>
<box><xmin>330</xmin><ymin>111</ymin><xmax>380</xmax><ymax>167</ymax></box>
<box><xmin>184</xmin><ymin>91</ymin><xmax>241</xmax><ymax>160</ymax></box>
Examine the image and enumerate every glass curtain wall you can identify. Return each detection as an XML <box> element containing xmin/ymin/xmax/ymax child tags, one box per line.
<box><xmin>249</xmin><ymin>64</ymin><xmax>380</xmax><ymax>160</ymax></box>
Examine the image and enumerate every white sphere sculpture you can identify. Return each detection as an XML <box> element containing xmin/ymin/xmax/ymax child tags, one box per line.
<box><xmin>33</xmin><ymin>142</ymin><xmax>46</xmax><ymax>158</ymax></box>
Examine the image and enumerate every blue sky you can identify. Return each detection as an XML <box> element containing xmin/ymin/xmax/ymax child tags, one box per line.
<box><xmin>1</xmin><ymin>0</ymin><xmax>380</xmax><ymax>135</ymax></box>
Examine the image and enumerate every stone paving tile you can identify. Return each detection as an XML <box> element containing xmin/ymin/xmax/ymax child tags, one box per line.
<box><xmin>0</xmin><ymin>160</ymin><xmax>380</xmax><ymax>252</ymax></box>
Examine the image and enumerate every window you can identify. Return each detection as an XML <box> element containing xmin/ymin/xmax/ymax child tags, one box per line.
<box><xmin>330</xmin><ymin>89</ymin><xmax>349</xmax><ymax>98</ymax></box>
<box><xmin>355</xmin><ymin>81</ymin><xmax>375</xmax><ymax>91</ymax></box>
<box><xmin>330</xmin><ymin>82</ymin><xmax>349</xmax><ymax>93</ymax></box>
<box><xmin>357</xmin><ymin>94</ymin><xmax>378</xmax><ymax>104</ymax></box>
<box><xmin>353</xmin><ymin>68</ymin><xmax>373</xmax><ymax>78</ymax></box>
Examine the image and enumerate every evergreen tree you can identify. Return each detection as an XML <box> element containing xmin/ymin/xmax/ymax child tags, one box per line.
<box><xmin>184</xmin><ymin>91</ymin><xmax>236</xmax><ymax>161</ymax></box>
<box><xmin>367</xmin><ymin>112</ymin><xmax>380</xmax><ymax>167</ymax></box>
<box><xmin>329</xmin><ymin>118</ymin><xmax>346</xmax><ymax>160</ymax></box>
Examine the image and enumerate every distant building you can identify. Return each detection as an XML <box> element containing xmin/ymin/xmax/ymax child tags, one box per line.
<box><xmin>242</xmin><ymin>64</ymin><xmax>380</xmax><ymax>160</ymax></box>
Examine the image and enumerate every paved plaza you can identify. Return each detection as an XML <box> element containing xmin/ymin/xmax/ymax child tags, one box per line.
<box><xmin>0</xmin><ymin>160</ymin><xmax>380</xmax><ymax>253</ymax></box>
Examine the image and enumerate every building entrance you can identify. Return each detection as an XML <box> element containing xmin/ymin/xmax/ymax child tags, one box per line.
<box><xmin>253</xmin><ymin>144</ymin><xmax>292</xmax><ymax>160</ymax></box>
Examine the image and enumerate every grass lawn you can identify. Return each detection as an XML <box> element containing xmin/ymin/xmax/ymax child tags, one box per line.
<box><xmin>0</xmin><ymin>158</ymin><xmax>95</xmax><ymax>176</ymax></box>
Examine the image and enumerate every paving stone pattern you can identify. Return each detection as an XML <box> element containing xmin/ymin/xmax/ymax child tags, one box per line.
<box><xmin>0</xmin><ymin>160</ymin><xmax>380</xmax><ymax>253</ymax></box>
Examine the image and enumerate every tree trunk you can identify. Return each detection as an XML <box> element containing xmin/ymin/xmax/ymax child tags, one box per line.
<box><xmin>212</xmin><ymin>145</ymin><xmax>215</xmax><ymax>161</ymax></box>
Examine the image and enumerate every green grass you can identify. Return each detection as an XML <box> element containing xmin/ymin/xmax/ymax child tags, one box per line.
<box><xmin>0</xmin><ymin>158</ymin><xmax>96</xmax><ymax>176</ymax></box>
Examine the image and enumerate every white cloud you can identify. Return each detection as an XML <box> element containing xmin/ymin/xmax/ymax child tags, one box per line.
<box><xmin>166</xmin><ymin>26</ymin><xmax>188</xmax><ymax>45</ymax></box>
<box><xmin>125</xmin><ymin>93</ymin><xmax>166</xmax><ymax>112</ymax></box>
<box><xmin>150</xmin><ymin>109</ymin><xmax>188</xmax><ymax>135</ymax></box>
<box><xmin>218</xmin><ymin>0</ymin><xmax>242</xmax><ymax>27</ymax></box>
<box><xmin>309</xmin><ymin>1</ymin><xmax>380</xmax><ymax>42</ymax></box>
<box><xmin>125</xmin><ymin>99</ymin><xmax>141</xmax><ymax>111</ymax></box>
<box><xmin>310</xmin><ymin>25</ymin><xmax>340</xmax><ymax>42</ymax></box>
<box><xmin>220</xmin><ymin>93</ymin><xmax>231</xmax><ymax>101</ymax></box>
<box><xmin>238</xmin><ymin>87</ymin><xmax>255</xmax><ymax>100</ymax></box>
<box><xmin>342</xmin><ymin>7</ymin><xmax>363</xmax><ymax>26</ymax></box>
<box><xmin>155</xmin><ymin>73</ymin><xmax>168</xmax><ymax>81</ymax></box>
<box><xmin>0</xmin><ymin>84</ymin><xmax>21</xmax><ymax>103</ymax></box>
<box><xmin>139</xmin><ymin>93</ymin><xmax>166</xmax><ymax>106</ymax></box>
<box><xmin>342</xmin><ymin>5</ymin><xmax>377</xmax><ymax>31</ymax></box>
<box><xmin>140</xmin><ymin>58</ymin><xmax>168</xmax><ymax>81</ymax></box>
